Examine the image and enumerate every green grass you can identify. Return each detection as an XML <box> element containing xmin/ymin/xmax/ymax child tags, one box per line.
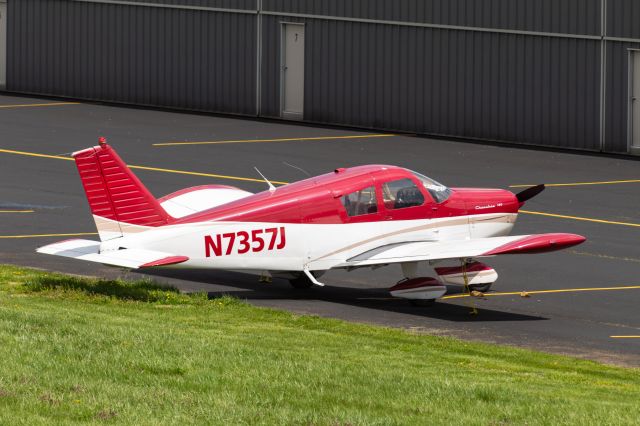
<box><xmin>0</xmin><ymin>265</ymin><xmax>638</xmax><ymax>425</ymax></box>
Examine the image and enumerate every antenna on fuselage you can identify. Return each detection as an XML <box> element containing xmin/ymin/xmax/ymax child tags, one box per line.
<box><xmin>282</xmin><ymin>161</ymin><xmax>311</xmax><ymax>178</ymax></box>
<box><xmin>254</xmin><ymin>167</ymin><xmax>276</xmax><ymax>192</ymax></box>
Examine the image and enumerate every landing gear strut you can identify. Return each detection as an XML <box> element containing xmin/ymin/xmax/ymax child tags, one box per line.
<box><xmin>288</xmin><ymin>271</ymin><xmax>323</xmax><ymax>289</ymax></box>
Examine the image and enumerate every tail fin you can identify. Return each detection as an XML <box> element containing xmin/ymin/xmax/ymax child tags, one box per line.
<box><xmin>73</xmin><ymin>138</ymin><xmax>173</xmax><ymax>241</ymax></box>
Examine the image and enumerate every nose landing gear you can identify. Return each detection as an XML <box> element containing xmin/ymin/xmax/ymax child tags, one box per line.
<box><xmin>435</xmin><ymin>261</ymin><xmax>497</xmax><ymax>293</ymax></box>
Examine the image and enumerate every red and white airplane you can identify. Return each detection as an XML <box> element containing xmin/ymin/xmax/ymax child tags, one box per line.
<box><xmin>37</xmin><ymin>138</ymin><xmax>586</xmax><ymax>304</ymax></box>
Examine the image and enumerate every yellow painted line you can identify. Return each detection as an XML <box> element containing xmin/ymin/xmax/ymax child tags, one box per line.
<box><xmin>0</xmin><ymin>232</ymin><xmax>98</xmax><ymax>239</ymax></box>
<box><xmin>0</xmin><ymin>148</ymin><xmax>74</xmax><ymax>161</ymax></box>
<box><xmin>153</xmin><ymin>134</ymin><xmax>396</xmax><ymax>146</ymax></box>
<box><xmin>568</xmin><ymin>250</ymin><xmax>640</xmax><ymax>264</ymax></box>
<box><xmin>0</xmin><ymin>102</ymin><xmax>80</xmax><ymax>109</ymax></box>
<box><xmin>610</xmin><ymin>336</ymin><xmax>640</xmax><ymax>339</ymax></box>
<box><xmin>443</xmin><ymin>285</ymin><xmax>640</xmax><ymax>300</ymax></box>
<box><xmin>0</xmin><ymin>148</ymin><xmax>289</xmax><ymax>185</ymax></box>
<box><xmin>519</xmin><ymin>210</ymin><xmax>640</xmax><ymax>227</ymax></box>
<box><xmin>510</xmin><ymin>179</ymin><xmax>640</xmax><ymax>188</ymax></box>
<box><xmin>0</xmin><ymin>210</ymin><xmax>34</xmax><ymax>213</ymax></box>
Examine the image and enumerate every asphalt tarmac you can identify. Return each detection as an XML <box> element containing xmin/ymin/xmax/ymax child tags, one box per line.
<box><xmin>1</xmin><ymin>94</ymin><xmax>639</xmax><ymax>366</ymax></box>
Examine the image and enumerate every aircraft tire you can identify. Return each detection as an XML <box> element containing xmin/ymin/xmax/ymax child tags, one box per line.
<box><xmin>409</xmin><ymin>299</ymin><xmax>436</xmax><ymax>307</ymax></box>
<box><xmin>468</xmin><ymin>283</ymin><xmax>493</xmax><ymax>293</ymax></box>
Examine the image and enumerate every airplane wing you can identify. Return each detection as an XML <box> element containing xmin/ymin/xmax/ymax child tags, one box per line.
<box><xmin>36</xmin><ymin>239</ymin><xmax>189</xmax><ymax>269</ymax></box>
<box><xmin>334</xmin><ymin>233</ymin><xmax>585</xmax><ymax>268</ymax></box>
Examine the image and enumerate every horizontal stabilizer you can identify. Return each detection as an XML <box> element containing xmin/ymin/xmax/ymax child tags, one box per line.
<box><xmin>37</xmin><ymin>239</ymin><xmax>189</xmax><ymax>269</ymax></box>
<box><xmin>335</xmin><ymin>233</ymin><xmax>585</xmax><ymax>268</ymax></box>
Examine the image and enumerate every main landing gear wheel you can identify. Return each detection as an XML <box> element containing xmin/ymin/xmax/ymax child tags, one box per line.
<box><xmin>409</xmin><ymin>299</ymin><xmax>436</xmax><ymax>307</ymax></box>
<box><xmin>389</xmin><ymin>277</ymin><xmax>446</xmax><ymax>307</ymax></box>
<box><xmin>468</xmin><ymin>283</ymin><xmax>493</xmax><ymax>293</ymax></box>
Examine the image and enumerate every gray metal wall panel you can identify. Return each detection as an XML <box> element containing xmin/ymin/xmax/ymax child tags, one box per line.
<box><xmin>261</xmin><ymin>16</ymin><xmax>601</xmax><ymax>150</ymax></box>
<box><xmin>604</xmin><ymin>41</ymin><xmax>640</xmax><ymax>152</ymax></box>
<box><xmin>263</xmin><ymin>0</ymin><xmax>601</xmax><ymax>36</ymax></box>
<box><xmin>8</xmin><ymin>0</ymin><xmax>256</xmax><ymax>115</ymax></box>
<box><xmin>6</xmin><ymin>0</ymin><xmax>618</xmax><ymax>153</ymax></box>
<box><xmin>72</xmin><ymin>0</ymin><xmax>256</xmax><ymax>10</ymax></box>
<box><xmin>607</xmin><ymin>0</ymin><xmax>640</xmax><ymax>39</ymax></box>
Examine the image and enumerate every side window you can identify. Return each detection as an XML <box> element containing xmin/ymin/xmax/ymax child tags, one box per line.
<box><xmin>341</xmin><ymin>186</ymin><xmax>378</xmax><ymax>217</ymax></box>
<box><xmin>382</xmin><ymin>178</ymin><xmax>425</xmax><ymax>209</ymax></box>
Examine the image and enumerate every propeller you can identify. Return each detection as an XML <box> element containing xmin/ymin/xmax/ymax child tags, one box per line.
<box><xmin>515</xmin><ymin>184</ymin><xmax>545</xmax><ymax>203</ymax></box>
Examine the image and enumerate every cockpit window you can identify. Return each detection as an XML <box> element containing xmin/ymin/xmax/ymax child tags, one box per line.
<box><xmin>382</xmin><ymin>178</ymin><xmax>425</xmax><ymax>209</ymax></box>
<box><xmin>341</xmin><ymin>186</ymin><xmax>378</xmax><ymax>217</ymax></box>
<box><xmin>411</xmin><ymin>171</ymin><xmax>452</xmax><ymax>203</ymax></box>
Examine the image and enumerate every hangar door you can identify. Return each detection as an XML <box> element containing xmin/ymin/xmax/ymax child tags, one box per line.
<box><xmin>281</xmin><ymin>23</ymin><xmax>305</xmax><ymax>120</ymax></box>
<box><xmin>0</xmin><ymin>1</ymin><xmax>6</xmax><ymax>90</ymax></box>
<box><xmin>631</xmin><ymin>51</ymin><xmax>640</xmax><ymax>154</ymax></box>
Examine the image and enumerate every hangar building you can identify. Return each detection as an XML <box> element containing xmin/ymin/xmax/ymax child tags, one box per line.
<box><xmin>1</xmin><ymin>0</ymin><xmax>640</xmax><ymax>154</ymax></box>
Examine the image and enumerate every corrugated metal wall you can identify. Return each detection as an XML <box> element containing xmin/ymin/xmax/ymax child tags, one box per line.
<box><xmin>260</xmin><ymin>16</ymin><xmax>601</xmax><ymax>150</ymax></box>
<box><xmin>5</xmin><ymin>0</ymin><xmax>640</xmax><ymax>153</ymax></box>
<box><xmin>263</xmin><ymin>0</ymin><xmax>601</xmax><ymax>35</ymax></box>
<box><xmin>7</xmin><ymin>0</ymin><xmax>257</xmax><ymax>115</ymax></box>
<box><xmin>604</xmin><ymin>0</ymin><xmax>640</xmax><ymax>153</ymax></box>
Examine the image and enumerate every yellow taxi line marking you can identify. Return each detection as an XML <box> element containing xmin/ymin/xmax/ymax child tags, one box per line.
<box><xmin>0</xmin><ymin>102</ymin><xmax>80</xmax><ymax>109</ymax></box>
<box><xmin>610</xmin><ymin>336</ymin><xmax>640</xmax><ymax>339</ymax></box>
<box><xmin>0</xmin><ymin>232</ymin><xmax>98</xmax><ymax>239</ymax></box>
<box><xmin>0</xmin><ymin>148</ymin><xmax>289</xmax><ymax>185</ymax></box>
<box><xmin>0</xmin><ymin>210</ymin><xmax>34</xmax><ymax>213</ymax></box>
<box><xmin>510</xmin><ymin>179</ymin><xmax>640</xmax><ymax>188</ymax></box>
<box><xmin>519</xmin><ymin>210</ymin><xmax>640</xmax><ymax>227</ymax></box>
<box><xmin>442</xmin><ymin>285</ymin><xmax>640</xmax><ymax>300</ymax></box>
<box><xmin>153</xmin><ymin>134</ymin><xmax>396</xmax><ymax>146</ymax></box>
<box><xmin>568</xmin><ymin>250</ymin><xmax>640</xmax><ymax>264</ymax></box>
<box><xmin>0</xmin><ymin>148</ymin><xmax>74</xmax><ymax>161</ymax></box>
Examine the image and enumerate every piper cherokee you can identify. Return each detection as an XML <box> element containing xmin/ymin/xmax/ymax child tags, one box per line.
<box><xmin>37</xmin><ymin>138</ymin><xmax>586</xmax><ymax>305</ymax></box>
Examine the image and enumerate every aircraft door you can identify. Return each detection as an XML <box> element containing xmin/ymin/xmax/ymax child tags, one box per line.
<box><xmin>308</xmin><ymin>181</ymin><xmax>383</xmax><ymax>265</ymax></box>
<box><xmin>281</xmin><ymin>23</ymin><xmax>305</xmax><ymax>120</ymax></box>
<box><xmin>630</xmin><ymin>50</ymin><xmax>640</xmax><ymax>154</ymax></box>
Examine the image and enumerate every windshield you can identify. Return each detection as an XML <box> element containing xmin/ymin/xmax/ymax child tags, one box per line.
<box><xmin>410</xmin><ymin>170</ymin><xmax>452</xmax><ymax>204</ymax></box>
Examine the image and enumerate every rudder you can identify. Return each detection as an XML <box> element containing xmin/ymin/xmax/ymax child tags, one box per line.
<box><xmin>73</xmin><ymin>138</ymin><xmax>172</xmax><ymax>241</ymax></box>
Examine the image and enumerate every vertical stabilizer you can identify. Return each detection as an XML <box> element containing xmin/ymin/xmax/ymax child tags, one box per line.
<box><xmin>72</xmin><ymin>138</ymin><xmax>172</xmax><ymax>241</ymax></box>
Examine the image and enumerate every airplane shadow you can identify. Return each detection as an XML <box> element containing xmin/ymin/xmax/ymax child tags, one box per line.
<box><xmin>140</xmin><ymin>268</ymin><xmax>547</xmax><ymax>323</ymax></box>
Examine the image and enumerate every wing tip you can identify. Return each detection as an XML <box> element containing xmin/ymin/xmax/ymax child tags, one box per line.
<box><xmin>484</xmin><ymin>233</ymin><xmax>586</xmax><ymax>256</ymax></box>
